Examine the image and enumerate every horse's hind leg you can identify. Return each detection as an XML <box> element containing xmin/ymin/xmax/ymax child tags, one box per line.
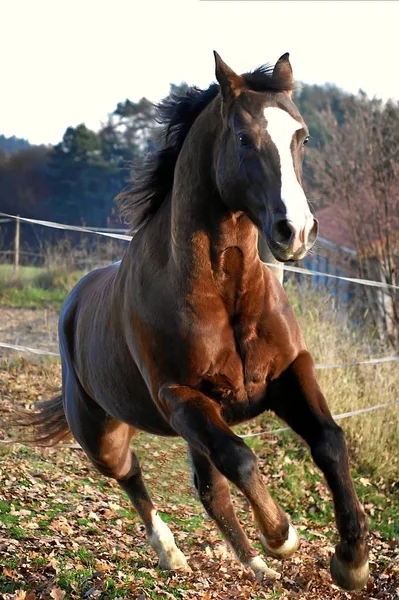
<box><xmin>64</xmin><ymin>379</ymin><xmax>189</xmax><ymax>571</ymax></box>
<box><xmin>189</xmin><ymin>447</ymin><xmax>280</xmax><ymax>579</ymax></box>
<box><xmin>119</xmin><ymin>452</ymin><xmax>189</xmax><ymax>571</ymax></box>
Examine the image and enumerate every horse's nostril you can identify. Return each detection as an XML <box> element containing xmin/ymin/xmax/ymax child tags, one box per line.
<box><xmin>272</xmin><ymin>220</ymin><xmax>294</xmax><ymax>246</ymax></box>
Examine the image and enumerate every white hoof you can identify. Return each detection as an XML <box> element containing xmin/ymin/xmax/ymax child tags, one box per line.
<box><xmin>148</xmin><ymin>510</ymin><xmax>190</xmax><ymax>571</ymax></box>
<box><xmin>158</xmin><ymin>547</ymin><xmax>190</xmax><ymax>572</ymax></box>
<box><xmin>246</xmin><ymin>555</ymin><xmax>281</xmax><ymax>583</ymax></box>
<box><xmin>260</xmin><ymin>523</ymin><xmax>300</xmax><ymax>559</ymax></box>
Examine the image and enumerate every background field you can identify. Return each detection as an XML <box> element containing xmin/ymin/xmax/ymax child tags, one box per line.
<box><xmin>0</xmin><ymin>268</ymin><xmax>398</xmax><ymax>599</ymax></box>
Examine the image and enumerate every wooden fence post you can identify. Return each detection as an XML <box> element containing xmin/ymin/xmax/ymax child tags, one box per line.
<box><xmin>14</xmin><ymin>216</ymin><xmax>20</xmax><ymax>275</ymax></box>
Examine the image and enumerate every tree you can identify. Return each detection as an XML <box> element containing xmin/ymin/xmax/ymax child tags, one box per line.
<box><xmin>0</xmin><ymin>146</ymin><xmax>50</xmax><ymax>217</ymax></box>
<box><xmin>111</xmin><ymin>97</ymin><xmax>157</xmax><ymax>155</ymax></box>
<box><xmin>0</xmin><ymin>134</ymin><xmax>31</xmax><ymax>154</ymax></box>
<box><xmin>308</xmin><ymin>95</ymin><xmax>399</xmax><ymax>349</ymax></box>
<box><xmin>59</xmin><ymin>124</ymin><xmax>101</xmax><ymax>159</ymax></box>
<box><xmin>46</xmin><ymin>124</ymin><xmax>123</xmax><ymax>226</ymax></box>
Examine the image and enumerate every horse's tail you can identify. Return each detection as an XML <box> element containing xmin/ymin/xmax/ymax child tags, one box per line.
<box><xmin>0</xmin><ymin>394</ymin><xmax>71</xmax><ymax>447</ymax></box>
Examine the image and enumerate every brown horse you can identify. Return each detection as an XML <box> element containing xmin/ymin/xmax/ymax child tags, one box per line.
<box><xmin>5</xmin><ymin>53</ymin><xmax>369</xmax><ymax>590</ymax></box>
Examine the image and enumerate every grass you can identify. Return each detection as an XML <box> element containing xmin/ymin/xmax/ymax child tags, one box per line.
<box><xmin>0</xmin><ymin>264</ymin><xmax>84</xmax><ymax>309</ymax></box>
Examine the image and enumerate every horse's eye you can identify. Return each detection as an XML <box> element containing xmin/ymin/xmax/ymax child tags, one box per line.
<box><xmin>303</xmin><ymin>136</ymin><xmax>310</xmax><ymax>146</ymax></box>
<box><xmin>238</xmin><ymin>134</ymin><xmax>253</xmax><ymax>149</ymax></box>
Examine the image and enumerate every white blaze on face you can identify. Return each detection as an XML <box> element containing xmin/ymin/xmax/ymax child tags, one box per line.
<box><xmin>263</xmin><ymin>107</ymin><xmax>312</xmax><ymax>230</ymax></box>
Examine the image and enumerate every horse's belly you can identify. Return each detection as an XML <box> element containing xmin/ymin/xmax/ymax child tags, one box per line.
<box><xmin>88</xmin><ymin>364</ymin><xmax>177</xmax><ymax>435</ymax></box>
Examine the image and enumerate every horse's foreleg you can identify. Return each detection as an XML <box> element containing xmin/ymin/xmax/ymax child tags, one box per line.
<box><xmin>268</xmin><ymin>351</ymin><xmax>369</xmax><ymax>591</ymax></box>
<box><xmin>189</xmin><ymin>447</ymin><xmax>279</xmax><ymax>576</ymax></box>
<box><xmin>160</xmin><ymin>385</ymin><xmax>298</xmax><ymax>580</ymax></box>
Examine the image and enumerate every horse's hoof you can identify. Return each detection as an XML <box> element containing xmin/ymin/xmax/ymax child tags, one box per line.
<box><xmin>158</xmin><ymin>548</ymin><xmax>191</xmax><ymax>572</ymax></box>
<box><xmin>246</xmin><ymin>555</ymin><xmax>281</xmax><ymax>583</ymax></box>
<box><xmin>260</xmin><ymin>523</ymin><xmax>300</xmax><ymax>559</ymax></box>
<box><xmin>330</xmin><ymin>553</ymin><xmax>369</xmax><ymax>591</ymax></box>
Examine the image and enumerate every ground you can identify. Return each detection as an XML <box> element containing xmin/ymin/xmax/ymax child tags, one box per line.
<box><xmin>0</xmin><ymin>307</ymin><xmax>59</xmax><ymax>355</ymax></box>
<box><xmin>0</xmin><ymin>308</ymin><xmax>398</xmax><ymax>600</ymax></box>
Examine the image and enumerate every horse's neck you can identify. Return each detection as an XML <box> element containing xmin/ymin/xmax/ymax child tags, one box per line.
<box><xmin>170</xmin><ymin>118</ymin><xmax>260</xmax><ymax>282</ymax></box>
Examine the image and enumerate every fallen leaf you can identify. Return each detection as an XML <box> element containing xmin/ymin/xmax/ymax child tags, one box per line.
<box><xmin>50</xmin><ymin>587</ymin><xmax>66</xmax><ymax>600</ymax></box>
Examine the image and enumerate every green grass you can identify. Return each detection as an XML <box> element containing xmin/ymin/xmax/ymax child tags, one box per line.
<box><xmin>0</xmin><ymin>265</ymin><xmax>85</xmax><ymax>309</ymax></box>
<box><xmin>0</xmin><ymin>264</ymin><xmax>44</xmax><ymax>282</ymax></box>
<box><xmin>0</xmin><ymin>284</ymin><xmax>67</xmax><ymax>309</ymax></box>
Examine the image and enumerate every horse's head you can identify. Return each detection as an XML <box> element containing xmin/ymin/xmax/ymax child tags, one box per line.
<box><xmin>213</xmin><ymin>52</ymin><xmax>318</xmax><ymax>262</ymax></box>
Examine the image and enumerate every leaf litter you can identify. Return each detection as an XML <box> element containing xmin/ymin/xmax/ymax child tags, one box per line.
<box><xmin>0</xmin><ymin>359</ymin><xmax>398</xmax><ymax>599</ymax></box>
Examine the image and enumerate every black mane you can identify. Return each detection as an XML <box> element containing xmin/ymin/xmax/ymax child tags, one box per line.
<box><xmin>118</xmin><ymin>64</ymin><xmax>293</xmax><ymax>231</ymax></box>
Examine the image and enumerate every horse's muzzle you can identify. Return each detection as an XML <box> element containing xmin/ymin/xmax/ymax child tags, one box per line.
<box><xmin>268</xmin><ymin>217</ymin><xmax>318</xmax><ymax>262</ymax></box>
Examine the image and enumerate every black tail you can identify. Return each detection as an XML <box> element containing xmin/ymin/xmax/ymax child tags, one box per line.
<box><xmin>0</xmin><ymin>394</ymin><xmax>71</xmax><ymax>447</ymax></box>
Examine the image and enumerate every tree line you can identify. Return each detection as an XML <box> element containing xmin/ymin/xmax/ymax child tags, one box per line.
<box><xmin>0</xmin><ymin>81</ymin><xmax>398</xmax><ymax>345</ymax></box>
<box><xmin>0</xmin><ymin>81</ymin><xmax>363</xmax><ymax>228</ymax></box>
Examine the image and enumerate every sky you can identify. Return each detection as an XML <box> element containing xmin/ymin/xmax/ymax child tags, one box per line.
<box><xmin>1</xmin><ymin>0</ymin><xmax>399</xmax><ymax>145</ymax></box>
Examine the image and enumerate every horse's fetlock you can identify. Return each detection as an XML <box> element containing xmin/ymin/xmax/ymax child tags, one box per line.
<box><xmin>337</xmin><ymin>538</ymin><xmax>369</xmax><ymax>568</ymax></box>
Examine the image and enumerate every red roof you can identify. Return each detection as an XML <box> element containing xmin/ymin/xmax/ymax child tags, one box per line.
<box><xmin>316</xmin><ymin>205</ymin><xmax>356</xmax><ymax>251</ymax></box>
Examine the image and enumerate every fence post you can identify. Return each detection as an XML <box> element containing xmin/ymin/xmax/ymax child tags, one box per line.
<box><xmin>14</xmin><ymin>215</ymin><xmax>20</xmax><ymax>275</ymax></box>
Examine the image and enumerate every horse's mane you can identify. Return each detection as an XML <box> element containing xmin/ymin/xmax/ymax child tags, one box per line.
<box><xmin>118</xmin><ymin>63</ymin><xmax>293</xmax><ymax>232</ymax></box>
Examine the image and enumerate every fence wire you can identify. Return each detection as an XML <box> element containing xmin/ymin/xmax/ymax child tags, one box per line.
<box><xmin>0</xmin><ymin>212</ymin><xmax>398</xmax><ymax>446</ymax></box>
<box><xmin>1</xmin><ymin>211</ymin><xmax>398</xmax><ymax>290</ymax></box>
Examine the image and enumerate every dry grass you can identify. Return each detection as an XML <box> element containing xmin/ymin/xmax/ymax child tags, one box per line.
<box><xmin>284</xmin><ymin>280</ymin><xmax>399</xmax><ymax>481</ymax></box>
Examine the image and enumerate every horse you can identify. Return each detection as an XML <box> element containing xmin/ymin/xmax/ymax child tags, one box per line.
<box><xmin>4</xmin><ymin>52</ymin><xmax>369</xmax><ymax>590</ymax></box>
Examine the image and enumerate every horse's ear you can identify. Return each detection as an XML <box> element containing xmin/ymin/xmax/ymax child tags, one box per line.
<box><xmin>273</xmin><ymin>53</ymin><xmax>294</xmax><ymax>96</ymax></box>
<box><xmin>213</xmin><ymin>51</ymin><xmax>244</xmax><ymax>102</ymax></box>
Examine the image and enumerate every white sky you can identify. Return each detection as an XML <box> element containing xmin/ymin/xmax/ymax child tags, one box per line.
<box><xmin>1</xmin><ymin>0</ymin><xmax>399</xmax><ymax>145</ymax></box>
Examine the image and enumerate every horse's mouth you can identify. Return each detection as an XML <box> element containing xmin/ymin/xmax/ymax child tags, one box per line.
<box><xmin>267</xmin><ymin>239</ymin><xmax>309</xmax><ymax>263</ymax></box>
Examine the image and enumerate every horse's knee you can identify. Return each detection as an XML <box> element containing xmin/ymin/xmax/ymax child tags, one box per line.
<box><xmin>211</xmin><ymin>438</ymin><xmax>257</xmax><ymax>487</ymax></box>
<box><xmin>311</xmin><ymin>423</ymin><xmax>347</xmax><ymax>473</ymax></box>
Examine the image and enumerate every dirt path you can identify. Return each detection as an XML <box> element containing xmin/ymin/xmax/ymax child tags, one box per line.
<box><xmin>0</xmin><ymin>308</ymin><xmax>59</xmax><ymax>357</ymax></box>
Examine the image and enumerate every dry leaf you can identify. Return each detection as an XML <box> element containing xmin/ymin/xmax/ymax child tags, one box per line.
<box><xmin>50</xmin><ymin>587</ymin><xmax>66</xmax><ymax>600</ymax></box>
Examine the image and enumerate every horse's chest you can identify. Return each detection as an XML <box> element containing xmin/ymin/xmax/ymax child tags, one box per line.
<box><xmin>200</xmin><ymin>320</ymin><xmax>273</xmax><ymax>422</ymax></box>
